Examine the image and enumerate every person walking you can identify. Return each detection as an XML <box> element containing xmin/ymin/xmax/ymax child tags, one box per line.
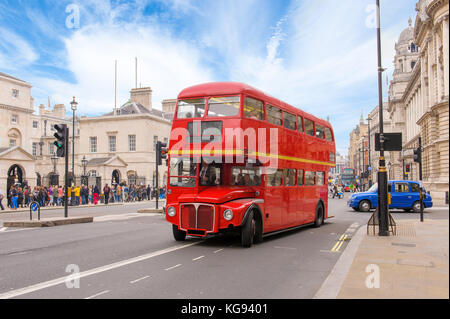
<box><xmin>0</xmin><ymin>187</ymin><xmax>5</xmax><ymax>211</ymax></box>
<box><xmin>116</xmin><ymin>185</ymin><xmax>122</xmax><ymax>203</ymax></box>
<box><xmin>103</xmin><ymin>184</ymin><xmax>110</xmax><ymax>205</ymax></box>
<box><xmin>10</xmin><ymin>186</ymin><xmax>18</xmax><ymax>210</ymax></box>
<box><xmin>93</xmin><ymin>185</ymin><xmax>99</xmax><ymax>205</ymax></box>
<box><xmin>17</xmin><ymin>187</ymin><xmax>24</xmax><ymax>208</ymax></box>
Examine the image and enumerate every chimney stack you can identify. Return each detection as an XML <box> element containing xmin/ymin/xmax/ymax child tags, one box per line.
<box><xmin>130</xmin><ymin>87</ymin><xmax>152</xmax><ymax>110</ymax></box>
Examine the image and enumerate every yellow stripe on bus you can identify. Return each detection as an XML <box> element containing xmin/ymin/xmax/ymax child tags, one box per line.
<box><xmin>168</xmin><ymin>149</ymin><xmax>336</xmax><ymax>167</ymax></box>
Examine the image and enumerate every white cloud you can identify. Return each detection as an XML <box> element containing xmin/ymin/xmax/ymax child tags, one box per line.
<box><xmin>0</xmin><ymin>28</ymin><xmax>39</xmax><ymax>69</ymax></box>
<box><xmin>31</xmin><ymin>20</ymin><xmax>213</xmax><ymax>115</ymax></box>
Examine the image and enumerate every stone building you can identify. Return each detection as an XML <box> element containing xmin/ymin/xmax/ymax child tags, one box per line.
<box><xmin>0</xmin><ymin>71</ymin><xmax>173</xmax><ymax>194</ymax></box>
<box><xmin>368</xmin><ymin>103</ymin><xmax>392</xmax><ymax>181</ymax></box>
<box><xmin>348</xmin><ymin>115</ymin><xmax>369</xmax><ymax>185</ymax></box>
<box><xmin>0</xmin><ymin>72</ymin><xmax>73</xmax><ymax>192</ymax></box>
<box><xmin>388</xmin><ymin>0</ymin><xmax>449</xmax><ymax>205</ymax></box>
<box><xmin>78</xmin><ymin>87</ymin><xmax>172</xmax><ymax>188</ymax></box>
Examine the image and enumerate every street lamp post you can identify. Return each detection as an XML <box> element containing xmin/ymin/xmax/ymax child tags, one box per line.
<box><xmin>51</xmin><ymin>153</ymin><xmax>58</xmax><ymax>174</ymax></box>
<box><xmin>70</xmin><ymin>96</ymin><xmax>78</xmax><ymax>186</ymax></box>
<box><xmin>51</xmin><ymin>153</ymin><xmax>58</xmax><ymax>186</ymax></box>
<box><xmin>376</xmin><ymin>0</ymin><xmax>389</xmax><ymax>236</ymax></box>
<box><xmin>81</xmin><ymin>155</ymin><xmax>88</xmax><ymax>186</ymax></box>
<box><xmin>367</xmin><ymin>117</ymin><xmax>372</xmax><ymax>187</ymax></box>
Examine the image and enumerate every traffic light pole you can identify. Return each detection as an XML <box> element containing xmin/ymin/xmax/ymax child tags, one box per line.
<box><xmin>64</xmin><ymin>126</ymin><xmax>69</xmax><ymax>218</ymax></box>
<box><xmin>376</xmin><ymin>0</ymin><xmax>389</xmax><ymax>236</ymax></box>
<box><xmin>418</xmin><ymin>137</ymin><xmax>424</xmax><ymax>222</ymax></box>
<box><xmin>156</xmin><ymin>159</ymin><xmax>159</xmax><ymax>210</ymax></box>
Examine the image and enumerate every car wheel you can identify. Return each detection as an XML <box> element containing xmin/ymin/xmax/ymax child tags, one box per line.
<box><xmin>358</xmin><ymin>200</ymin><xmax>371</xmax><ymax>212</ymax></box>
<box><xmin>172</xmin><ymin>224</ymin><xmax>186</xmax><ymax>241</ymax></box>
<box><xmin>412</xmin><ymin>201</ymin><xmax>422</xmax><ymax>213</ymax></box>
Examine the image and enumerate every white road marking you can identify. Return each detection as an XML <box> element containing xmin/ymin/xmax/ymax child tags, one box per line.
<box><xmin>192</xmin><ymin>256</ymin><xmax>204</xmax><ymax>261</ymax></box>
<box><xmin>274</xmin><ymin>246</ymin><xmax>297</xmax><ymax>250</ymax></box>
<box><xmin>94</xmin><ymin>213</ymin><xmax>156</xmax><ymax>222</ymax></box>
<box><xmin>165</xmin><ymin>264</ymin><xmax>181</xmax><ymax>271</ymax></box>
<box><xmin>130</xmin><ymin>275</ymin><xmax>150</xmax><ymax>284</ymax></box>
<box><xmin>0</xmin><ymin>228</ymin><xmax>36</xmax><ymax>234</ymax></box>
<box><xmin>0</xmin><ymin>241</ymin><xmax>200</xmax><ymax>299</ymax></box>
<box><xmin>85</xmin><ymin>290</ymin><xmax>110</xmax><ymax>299</ymax></box>
<box><xmin>213</xmin><ymin>249</ymin><xmax>224</xmax><ymax>253</ymax></box>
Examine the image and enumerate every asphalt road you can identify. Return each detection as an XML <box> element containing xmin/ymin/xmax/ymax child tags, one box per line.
<box><xmin>0</xmin><ymin>193</ymin><xmax>446</xmax><ymax>299</ymax></box>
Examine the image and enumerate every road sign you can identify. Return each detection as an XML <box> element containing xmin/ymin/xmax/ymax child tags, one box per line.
<box><xmin>31</xmin><ymin>203</ymin><xmax>39</xmax><ymax>212</ymax></box>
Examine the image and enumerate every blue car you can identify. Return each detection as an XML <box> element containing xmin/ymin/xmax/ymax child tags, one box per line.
<box><xmin>347</xmin><ymin>180</ymin><xmax>433</xmax><ymax>213</ymax></box>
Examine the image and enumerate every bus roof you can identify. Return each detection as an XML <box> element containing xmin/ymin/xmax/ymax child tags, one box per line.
<box><xmin>178</xmin><ymin>82</ymin><xmax>331</xmax><ymax>128</ymax></box>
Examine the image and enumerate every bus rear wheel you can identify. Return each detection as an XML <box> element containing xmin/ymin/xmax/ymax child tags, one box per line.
<box><xmin>314</xmin><ymin>204</ymin><xmax>324</xmax><ymax>228</ymax></box>
<box><xmin>172</xmin><ymin>224</ymin><xmax>186</xmax><ymax>241</ymax></box>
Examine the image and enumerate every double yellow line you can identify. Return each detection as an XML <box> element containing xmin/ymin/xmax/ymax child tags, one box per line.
<box><xmin>331</xmin><ymin>234</ymin><xmax>348</xmax><ymax>252</ymax></box>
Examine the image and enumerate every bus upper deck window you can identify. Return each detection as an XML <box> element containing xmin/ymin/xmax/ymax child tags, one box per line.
<box><xmin>325</xmin><ymin>127</ymin><xmax>334</xmax><ymax>142</ymax></box>
<box><xmin>244</xmin><ymin>97</ymin><xmax>264</xmax><ymax>120</ymax></box>
<box><xmin>304</xmin><ymin>119</ymin><xmax>315</xmax><ymax>136</ymax></box>
<box><xmin>177</xmin><ymin>99</ymin><xmax>206</xmax><ymax>119</ymax></box>
<box><xmin>284</xmin><ymin>112</ymin><xmax>296</xmax><ymax>130</ymax></box>
<box><xmin>297</xmin><ymin>116</ymin><xmax>304</xmax><ymax>133</ymax></box>
<box><xmin>267</xmin><ymin>105</ymin><xmax>282</xmax><ymax>126</ymax></box>
<box><xmin>208</xmin><ymin>96</ymin><xmax>240</xmax><ymax>117</ymax></box>
<box><xmin>316</xmin><ymin>124</ymin><xmax>325</xmax><ymax>139</ymax></box>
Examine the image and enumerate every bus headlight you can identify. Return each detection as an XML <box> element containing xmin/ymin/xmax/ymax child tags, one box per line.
<box><xmin>167</xmin><ymin>206</ymin><xmax>176</xmax><ymax>217</ymax></box>
<box><xmin>223</xmin><ymin>209</ymin><xmax>233</xmax><ymax>221</ymax></box>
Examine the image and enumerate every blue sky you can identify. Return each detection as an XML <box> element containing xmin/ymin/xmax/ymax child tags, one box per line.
<box><xmin>0</xmin><ymin>0</ymin><xmax>418</xmax><ymax>155</ymax></box>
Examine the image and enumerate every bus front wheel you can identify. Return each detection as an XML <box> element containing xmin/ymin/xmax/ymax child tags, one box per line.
<box><xmin>241</xmin><ymin>211</ymin><xmax>255</xmax><ymax>248</ymax></box>
<box><xmin>172</xmin><ymin>224</ymin><xmax>186</xmax><ymax>241</ymax></box>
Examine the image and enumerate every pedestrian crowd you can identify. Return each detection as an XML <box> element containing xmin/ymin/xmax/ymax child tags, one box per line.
<box><xmin>0</xmin><ymin>183</ymin><xmax>167</xmax><ymax>211</ymax></box>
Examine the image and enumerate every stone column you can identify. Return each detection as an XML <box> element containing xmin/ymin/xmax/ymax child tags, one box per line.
<box><xmin>442</xmin><ymin>16</ymin><xmax>449</xmax><ymax>98</ymax></box>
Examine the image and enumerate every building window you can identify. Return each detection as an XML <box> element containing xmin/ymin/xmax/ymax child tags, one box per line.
<box><xmin>11</xmin><ymin>114</ymin><xmax>18</xmax><ymax>124</ymax></box>
<box><xmin>48</xmin><ymin>142</ymin><xmax>55</xmax><ymax>155</ymax></box>
<box><xmin>109</xmin><ymin>135</ymin><xmax>116</xmax><ymax>152</ymax></box>
<box><xmin>129</xmin><ymin>135</ymin><xmax>136</xmax><ymax>152</ymax></box>
<box><xmin>153</xmin><ymin>135</ymin><xmax>158</xmax><ymax>151</ymax></box>
<box><xmin>90</xmin><ymin>137</ymin><xmax>97</xmax><ymax>153</ymax></box>
<box><xmin>9</xmin><ymin>139</ymin><xmax>16</xmax><ymax>147</ymax></box>
<box><xmin>12</xmin><ymin>89</ymin><xmax>19</xmax><ymax>98</ymax></box>
<box><xmin>32</xmin><ymin>142</ymin><xmax>38</xmax><ymax>156</ymax></box>
<box><xmin>32</xmin><ymin>121</ymin><xmax>38</xmax><ymax>129</ymax></box>
<box><xmin>89</xmin><ymin>170</ymin><xmax>97</xmax><ymax>177</ymax></box>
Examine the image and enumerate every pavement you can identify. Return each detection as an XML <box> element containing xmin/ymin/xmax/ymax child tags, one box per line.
<box><xmin>316</xmin><ymin>215</ymin><xmax>449</xmax><ymax>299</ymax></box>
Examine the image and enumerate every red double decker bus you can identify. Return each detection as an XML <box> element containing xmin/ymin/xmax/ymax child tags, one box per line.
<box><xmin>165</xmin><ymin>82</ymin><xmax>336</xmax><ymax>247</ymax></box>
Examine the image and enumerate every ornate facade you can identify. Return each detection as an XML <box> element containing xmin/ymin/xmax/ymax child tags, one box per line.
<box><xmin>388</xmin><ymin>0</ymin><xmax>449</xmax><ymax>205</ymax></box>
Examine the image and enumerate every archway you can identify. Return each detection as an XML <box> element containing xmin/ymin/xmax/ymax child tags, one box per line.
<box><xmin>7</xmin><ymin>164</ymin><xmax>25</xmax><ymax>192</ymax></box>
<box><xmin>112</xmin><ymin>170</ymin><xmax>121</xmax><ymax>185</ymax></box>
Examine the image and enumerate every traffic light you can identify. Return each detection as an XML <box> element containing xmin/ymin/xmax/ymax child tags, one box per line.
<box><xmin>53</xmin><ymin>124</ymin><xmax>67</xmax><ymax>157</ymax></box>
<box><xmin>405</xmin><ymin>164</ymin><xmax>410</xmax><ymax>173</ymax></box>
<box><xmin>413</xmin><ymin>147</ymin><xmax>421</xmax><ymax>164</ymax></box>
<box><xmin>156</xmin><ymin>141</ymin><xmax>168</xmax><ymax>166</ymax></box>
